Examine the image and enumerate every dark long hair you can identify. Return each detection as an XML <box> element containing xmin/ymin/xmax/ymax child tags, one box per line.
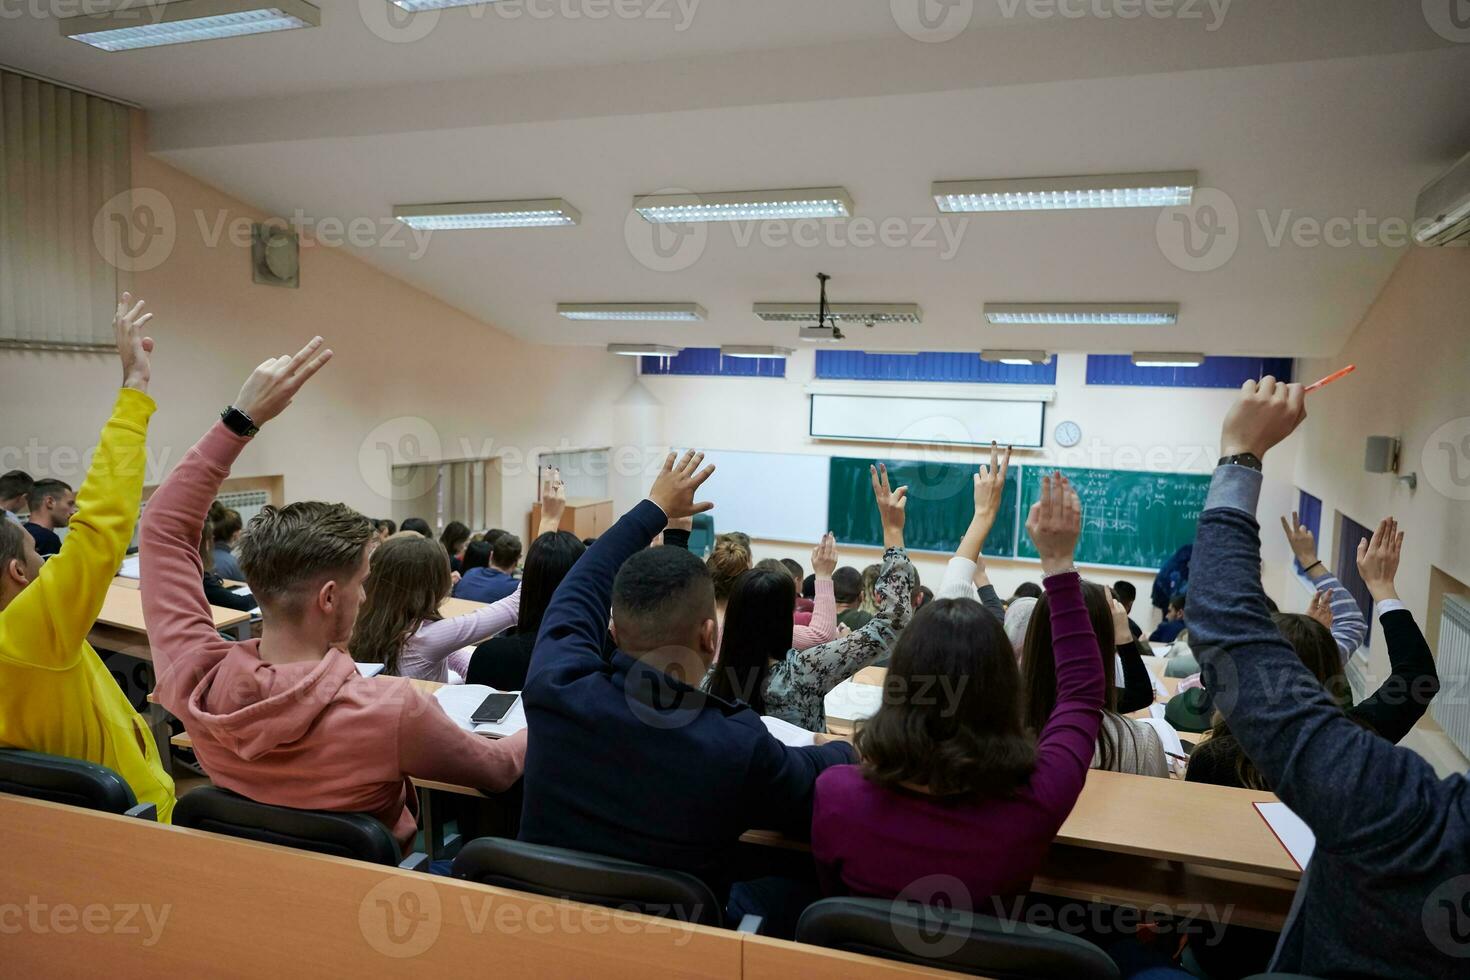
<box><xmin>1021</xmin><ymin>580</ymin><xmax>1138</xmax><ymax>772</ymax></box>
<box><xmin>439</xmin><ymin>521</ymin><xmax>471</xmax><ymax>561</ymax></box>
<box><xmin>855</xmin><ymin>599</ymin><xmax>1035</xmax><ymax>800</ymax></box>
<box><xmin>517</xmin><ymin>531</ymin><xmax>586</xmax><ymax>639</ymax></box>
<box><xmin>1207</xmin><ymin>612</ymin><xmax>1349</xmax><ymax>790</ymax></box>
<box><xmin>349</xmin><ymin>535</ymin><xmax>451</xmax><ymax>674</ymax></box>
<box><xmin>704</xmin><ymin>568</ymin><xmax>795</xmax><ymax>713</ymax></box>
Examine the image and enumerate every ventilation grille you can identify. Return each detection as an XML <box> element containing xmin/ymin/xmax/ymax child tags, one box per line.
<box><xmin>1431</xmin><ymin>594</ymin><xmax>1470</xmax><ymax>756</ymax></box>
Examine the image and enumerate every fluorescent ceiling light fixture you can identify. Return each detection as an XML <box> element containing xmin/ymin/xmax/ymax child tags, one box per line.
<box><xmin>608</xmin><ymin>343</ymin><xmax>681</xmax><ymax>357</ymax></box>
<box><xmin>635</xmin><ymin>188</ymin><xmax>852</xmax><ymax>223</ymax></box>
<box><xmin>981</xmin><ymin>350</ymin><xmax>1051</xmax><ymax>366</ymax></box>
<box><xmin>720</xmin><ymin>345</ymin><xmax>794</xmax><ymax>359</ymax></box>
<box><xmin>558</xmin><ymin>303</ymin><xmax>706</xmax><ymax>322</ymax></box>
<box><xmin>984</xmin><ymin>303</ymin><xmax>1180</xmax><ymax>326</ymax></box>
<box><xmin>933</xmin><ymin>172</ymin><xmax>1196</xmax><ymax>213</ymax></box>
<box><xmin>1132</xmin><ymin>352</ymin><xmax>1206</xmax><ymax>368</ymax></box>
<box><xmin>753</xmin><ymin>303</ymin><xmax>922</xmax><ymax>325</ymax></box>
<box><xmin>62</xmin><ymin>0</ymin><xmax>320</xmax><ymax>50</ymax></box>
<box><xmin>394</xmin><ymin>199</ymin><xmax>580</xmax><ymax>230</ymax></box>
<box><xmin>391</xmin><ymin>0</ymin><xmax>495</xmax><ymax>9</ymax></box>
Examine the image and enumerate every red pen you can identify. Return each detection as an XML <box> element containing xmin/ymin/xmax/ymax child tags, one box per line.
<box><xmin>1304</xmin><ymin>364</ymin><xmax>1356</xmax><ymax>393</ymax></box>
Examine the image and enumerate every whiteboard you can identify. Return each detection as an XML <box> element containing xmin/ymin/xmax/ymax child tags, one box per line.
<box><xmin>697</xmin><ymin>450</ymin><xmax>831</xmax><ymax>543</ymax></box>
<box><xmin>538</xmin><ymin>449</ymin><xmax>610</xmax><ymax>501</ymax></box>
<box><xmin>809</xmin><ymin>393</ymin><xmax>1045</xmax><ymax>448</ymax></box>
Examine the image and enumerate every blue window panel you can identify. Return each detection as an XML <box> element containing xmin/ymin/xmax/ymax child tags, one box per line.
<box><xmin>1295</xmin><ymin>490</ymin><xmax>1323</xmax><ymax>575</ymax></box>
<box><xmin>640</xmin><ymin>347</ymin><xmax>786</xmax><ymax>378</ymax></box>
<box><xmin>1085</xmin><ymin>355</ymin><xmax>1294</xmax><ymax>389</ymax></box>
<box><xmin>814</xmin><ymin>350</ymin><xmax>1057</xmax><ymax>384</ymax></box>
<box><xmin>1334</xmin><ymin>512</ymin><xmax>1376</xmax><ymax>646</ymax></box>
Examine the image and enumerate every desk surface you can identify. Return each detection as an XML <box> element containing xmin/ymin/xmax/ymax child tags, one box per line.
<box><xmin>101</xmin><ymin>579</ymin><xmax>251</xmax><ymax>632</ymax></box>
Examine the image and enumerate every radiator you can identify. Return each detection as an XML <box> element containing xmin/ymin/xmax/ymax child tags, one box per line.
<box><xmin>212</xmin><ymin>489</ymin><xmax>271</xmax><ymax>528</ymax></box>
<box><xmin>1431</xmin><ymin>594</ymin><xmax>1470</xmax><ymax>757</ymax></box>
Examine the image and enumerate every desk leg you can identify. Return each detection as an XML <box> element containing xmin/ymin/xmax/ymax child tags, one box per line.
<box><xmin>148</xmin><ymin>701</ymin><xmax>174</xmax><ymax>777</ymax></box>
<box><xmin>417</xmin><ymin>785</ymin><xmax>444</xmax><ymax>859</ymax></box>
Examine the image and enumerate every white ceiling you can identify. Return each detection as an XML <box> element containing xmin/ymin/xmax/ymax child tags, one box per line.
<box><xmin>4</xmin><ymin>0</ymin><xmax>1469</xmax><ymax>357</ymax></box>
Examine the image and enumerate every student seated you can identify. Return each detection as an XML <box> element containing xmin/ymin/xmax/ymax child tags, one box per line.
<box><xmin>1148</xmin><ymin>594</ymin><xmax>1187</xmax><ymax>643</ymax></box>
<box><xmin>1023</xmin><ymin>581</ymin><xmax>1167</xmax><ymax>777</ymax></box>
<box><xmin>1</xmin><ymin>469</ymin><xmax>33</xmax><ymax>525</ymax></box>
<box><xmin>374</xmin><ymin>518</ymin><xmax>396</xmax><ymax>541</ymax></box>
<box><xmin>350</xmin><ymin>534</ymin><xmax>519</xmax><ymax>683</ymax></box>
<box><xmin>466</xmin><ymin>530</ymin><xmax>586</xmax><ymax>691</ymax></box>
<box><xmin>1111</xmin><ymin>580</ymin><xmax>1144</xmax><ymax>639</ymax></box>
<box><xmin>141</xmin><ymin>338</ymin><xmax>524</xmax><ymax>855</ymax></box>
<box><xmin>0</xmin><ymin>295</ymin><xmax>175</xmax><ymax>819</ymax></box>
<box><xmin>759</xmin><ymin>549</ymin><xmax>839</xmax><ymax>650</ymax></box>
<box><xmin>1008</xmin><ymin>581</ymin><xmax>1042</xmax><ymax>606</ymax></box>
<box><xmin>399</xmin><ymin>517</ymin><xmax>431</xmax><ymax>537</ymax></box>
<box><xmin>1187</xmin><ymin>377</ymin><xmax>1468</xmax><ymax>978</ymax></box>
<box><xmin>23</xmin><ymin>479</ymin><xmax>75</xmax><ymax>557</ymax></box>
<box><xmin>705</xmin><ymin>469</ymin><xmax>914</xmax><ymax>732</ymax></box>
<box><xmin>440</xmin><ymin>520</ymin><xmax>472</xmax><ymax>574</ymax></box>
<box><xmin>833</xmin><ymin>566</ymin><xmax>870</xmax><ymax>631</ymax></box>
<box><xmin>208</xmin><ymin>501</ymin><xmax>246</xmax><ymax>581</ymax></box>
<box><xmin>706</xmin><ymin>533</ymin><xmax>752</xmax><ymax>632</ymax></box>
<box><xmin>811</xmin><ymin>473</ymin><xmax>1104</xmax><ymax>906</ymax></box>
<box><xmin>454</xmin><ymin>532</ymin><xmax>521</xmax><ymax>604</ymax></box>
<box><xmin>199</xmin><ymin>515</ymin><xmax>256</xmax><ymax>613</ymax></box>
<box><xmin>519</xmin><ymin>451</ymin><xmax>854</xmax><ymax>935</ymax></box>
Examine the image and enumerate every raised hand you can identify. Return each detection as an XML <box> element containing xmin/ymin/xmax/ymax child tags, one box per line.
<box><xmin>973</xmin><ymin>442</ymin><xmax>1013</xmax><ymax>528</ymax></box>
<box><xmin>232</xmin><ymin>336</ymin><xmax>334</xmax><ymax>427</ymax></box>
<box><xmin>647</xmin><ymin>450</ymin><xmax>715</xmax><ymax>521</ymax></box>
<box><xmin>1307</xmin><ymin>589</ymin><xmax>1334</xmax><ymax>629</ymax></box>
<box><xmin>811</xmin><ymin>532</ymin><xmax>838</xmax><ymax>579</ymax></box>
<box><xmin>869</xmin><ymin>463</ymin><xmax>908</xmax><ymax>550</ymax></box>
<box><xmin>1356</xmin><ymin>517</ymin><xmax>1403</xmax><ymax>602</ymax></box>
<box><xmin>114</xmin><ymin>292</ymin><xmax>155</xmax><ymax>392</ymax></box>
<box><xmin>1108</xmin><ymin>589</ymin><xmax>1133</xmax><ymax>645</ymax></box>
<box><xmin>1025</xmin><ymin>471</ymin><xmax>1081</xmax><ymax>576</ymax></box>
<box><xmin>1220</xmin><ymin>375</ymin><xmax>1306</xmax><ymax>461</ymax></box>
<box><xmin>538</xmin><ymin>466</ymin><xmax>567</xmax><ymax>535</ymax></box>
<box><xmin>1280</xmin><ymin>511</ymin><xmax>1321</xmax><ymax>571</ymax></box>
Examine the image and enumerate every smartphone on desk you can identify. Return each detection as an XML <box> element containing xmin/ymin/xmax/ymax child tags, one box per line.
<box><xmin>471</xmin><ymin>692</ymin><xmax>521</xmax><ymax>726</ymax></box>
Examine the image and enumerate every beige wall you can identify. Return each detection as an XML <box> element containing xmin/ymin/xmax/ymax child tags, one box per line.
<box><xmin>0</xmin><ymin>112</ymin><xmax>636</xmax><ymax>532</ymax></box>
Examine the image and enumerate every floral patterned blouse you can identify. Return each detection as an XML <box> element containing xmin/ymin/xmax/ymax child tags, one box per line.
<box><xmin>760</xmin><ymin>547</ymin><xmax>914</xmax><ymax>732</ymax></box>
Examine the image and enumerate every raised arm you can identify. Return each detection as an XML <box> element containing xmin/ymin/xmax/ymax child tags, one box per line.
<box><xmin>412</xmin><ymin>587</ymin><xmax>521</xmax><ymax>663</ymax></box>
<box><xmin>1280</xmin><ymin>511</ymin><xmax>1367</xmax><ymax>662</ymax></box>
<box><xmin>535</xmin><ymin>467</ymin><xmax>566</xmax><ymax>538</ymax></box>
<box><xmin>792</xmin><ymin>533</ymin><xmax>838</xmax><ymax>649</ymax></box>
<box><xmin>0</xmin><ymin>296</ymin><xmax>155</xmax><ymax>668</ymax></box>
<box><xmin>1189</xmin><ymin>378</ymin><xmax>1446</xmax><ymax>853</ymax></box>
<box><xmin>1349</xmin><ymin>519</ymin><xmax>1438</xmax><ymax>743</ymax></box>
<box><xmin>528</xmin><ymin>451</ymin><xmax>713</xmax><ymax>686</ymax></box>
<box><xmin>142</xmin><ymin>336</ymin><xmax>333</xmax><ymax>708</ymax></box>
<box><xmin>939</xmin><ymin>444</ymin><xmax>1011</xmax><ymax>611</ymax></box>
<box><xmin>1021</xmin><ymin>473</ymin><xmax>1105</xmax><ymax>818</ymax></box>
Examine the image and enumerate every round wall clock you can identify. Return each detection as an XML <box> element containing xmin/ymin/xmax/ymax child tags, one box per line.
<box><xmin>1054</xmin><ymin>421</ymin><xmax>1082</xmax><ymax>448</ymax></box>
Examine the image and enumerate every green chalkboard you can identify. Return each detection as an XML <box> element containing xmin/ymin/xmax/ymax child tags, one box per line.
<box><xmin>826</xmin><ymin>456</ymin><xmax>1020</xmax><ymax>557</ymax></box>
<box><xmin>1015</xmin><ymin>466</ymin><xmax>1209</xmax><ymax>568</ymax></box>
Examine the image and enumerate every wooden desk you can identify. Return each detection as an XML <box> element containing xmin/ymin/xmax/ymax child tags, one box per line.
<box><xmin>530</xmin><ymin>498</ymin><xmax>613</xmax><ymax>542</ymax></box>
<box><xmin>95</xmin><ymin>579</ymin><xmax>252</xmax><ymax>657</ymax></box>
<box><xmin>440</xmin><ymin>595</ymin><xmax>490</xmax><ymax>618</ymax></box>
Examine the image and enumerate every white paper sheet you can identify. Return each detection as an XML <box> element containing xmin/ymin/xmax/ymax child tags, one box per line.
<box><xmin>1138</xmin><ymin>716</ymin><xmax>1186</xmax><ymax>762</ymax></box>
<box><xmin>232</xmin><ymin>585</ymin><xmax>252</xmax><ymax>597</ymax></box>
<box><xmin>434</xmin><ymin>684</ymin><xmax>527</xmax><ymax>739</ymax></box>
<box><xmin>823</xmin><ymin>680</ymin><xmax>884</xmax><ymax>724</ymax></box>
<box><xmin>761</xmin><ymin>715</ymin><xmax>816</xmax><ymax>747</ymax></box>
<box><xmin>118</xmin><ymin>555</ymin><xmax>141</xmax><ymax>579</ymax></box>
<box><xmin>1255</xmin><ymin>801</ymin><xmax>1316</xmax><ymax>870</ymax></box>
<box><xmin>355</xmin><ymin>662</ymin><xmax>386</xmax><ymax>678</ymax></box>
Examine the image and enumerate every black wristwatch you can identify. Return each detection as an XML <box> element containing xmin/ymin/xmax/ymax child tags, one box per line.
<box><xmin>220</xmin><ymin>406</ymin><xmax>259</xmax><ymax>438</ymax></box>
<box><xmin>1218</xmin><ymin>452</ymin><xmax>1263</xmax><ymax>472</ymax></box>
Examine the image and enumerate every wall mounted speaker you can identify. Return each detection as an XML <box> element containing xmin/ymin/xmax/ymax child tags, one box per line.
<box><xmin>1364</xmin><ymin>435</ymin><xmax>1399</xmax><ymax>474</ymax></box>
<box><xmin>252</xmin><ymin>223</ymin><xmax>299</xmax><ymax>288</ymax></box>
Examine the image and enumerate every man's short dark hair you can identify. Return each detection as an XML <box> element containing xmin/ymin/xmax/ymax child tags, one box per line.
<box><xmin>27</xmin><ymin>479</ymin><xmax>71</xmax><ymax>511</ymax></box>
<box><xmin>237</xmin><ymin>501</ymin><xmax>375</xmax><ymax>614</ymax></box>
<box><xmin>1170</xmin><ymin>594</ymin><xmax>1187</xmax><ymax>614</ymax></box>
<box><xmin>400</xmin><ymin>517</ymin><xmax>431</xmax><ymax>537</ymax></box>
<box><xmin>491</xmin><ymin>534</ymin><xmax>523</xmax><ymax>569</ymax></box>
<box><xmin>462</xmin><ymin>540</ymin><xmax>493</xmax><ymax>572</ymax></box>
<box><xmin>780</xmin><ymin>558</ymin><xmax>803</xmax><ymax>582</ymax></box>
<box><xmin>0</xmin><ymin>470</ymin><xmax>34</xmax><ymax>502</ymax></box>
<box><xmin>612</xmin><ymin>546</ymin><xmax>715</xmax><ymax>654</ymax></box>
<box><xmin>1011</xmin><ymin>582</ymin><xmax>1043</xmax><ymax>602</ymax></box>
<box><xmin>832</xmin><ymin>566</ymin><xmax>863</xmax><ymax>605</ymax></box>
<box><xmin>1112</xmin><ymin>580</ymin><xmax>1137</xmax><ymax>605</ymax></box>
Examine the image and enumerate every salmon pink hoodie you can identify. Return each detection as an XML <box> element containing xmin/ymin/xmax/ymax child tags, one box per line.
<box><xmin>140</xmin><ymin>421</ymin><xmax>525</xmax><ymax>853</ymax></box>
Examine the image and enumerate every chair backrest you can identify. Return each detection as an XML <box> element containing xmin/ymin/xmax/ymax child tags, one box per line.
<box><xmin>173</xmin><ymin>786</ymin><xmax>401</xmax><ymax>866</ymax></box>
<box><xmin>688</xmin><ymin>513</ymin><xmax>716</xmax><ymax>559</ymax></box>
<box><xmin>452</xmin><ymin>837</ymin><xmax>723</xmax><ymax>927</ymax></box>
<box><xmin>796</xmin><ymin>897</ymin><xmax>1120</xmax><ymax>980</ymax></box>
<box><xmin>0</xmin><ymin>749</ymin><xmax>139</xmax><ymax>814</ymax></box>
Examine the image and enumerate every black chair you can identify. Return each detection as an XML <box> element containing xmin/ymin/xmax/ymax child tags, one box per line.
<box><xmin>173</xmin><ymin>786</ymin><xmax>427</xmax><ymax>870</ymax></box>
<box><xmin>0</xmin><ymin>749</ymin><xmax>156</xmax><ymax>820</ymax></box>
<box><xmin>796</xmin><ymin>897</ymin><xmax>1119</xmax><ymax>980</ymax></box>
<box><xmin>451</xmin><ymin>837</ymin><xmax>761</xmax><ymax>933</ymax></box>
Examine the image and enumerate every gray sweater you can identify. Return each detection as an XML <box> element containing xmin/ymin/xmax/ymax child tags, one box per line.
<box><xmin>1189</xmin><ymin>464</ymin><xmax>1470</xmax><ymax>977</ymax></box>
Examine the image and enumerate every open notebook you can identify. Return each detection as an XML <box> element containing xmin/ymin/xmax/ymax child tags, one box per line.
<box><xmin>823</xmin><ymin>680</ymin><xmax>884</xmax><ymax>725</ymax></box>
<box><xmin>761</xmin><ymin>714</ymin><xmax>816</xmax><ymax>748</ymax></box>
<box><xmin>432</xmin><ymin>684</ymin><xmax>528</xmax><ymax>739</ymax></box>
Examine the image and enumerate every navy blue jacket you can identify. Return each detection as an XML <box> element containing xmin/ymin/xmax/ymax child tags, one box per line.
<box><xmin>519</xmin><ymin>499</ymin><xmax>855</xmax><ymax>898</ymax></box>
<box><xmin>1189</xmin><ymin>465</ymin><xmax>1470</xmax><ymax>978</ymax></box>
<box><xmin>454</xmin><ymin>566</ymin><xmax>517</xmax><ymax>604</ymax></box>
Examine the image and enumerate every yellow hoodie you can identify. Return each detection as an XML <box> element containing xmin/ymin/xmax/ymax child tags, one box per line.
<box><xmin>0</xmin><ymin>387</ymin><xmax>176</xmax><ymax>821</ymax></box>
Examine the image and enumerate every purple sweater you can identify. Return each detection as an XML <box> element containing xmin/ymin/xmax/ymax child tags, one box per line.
<box><xmin>811</xmin><ymin>570</ymin><xmax>1105</xmax><ymax>906</ymax></box>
